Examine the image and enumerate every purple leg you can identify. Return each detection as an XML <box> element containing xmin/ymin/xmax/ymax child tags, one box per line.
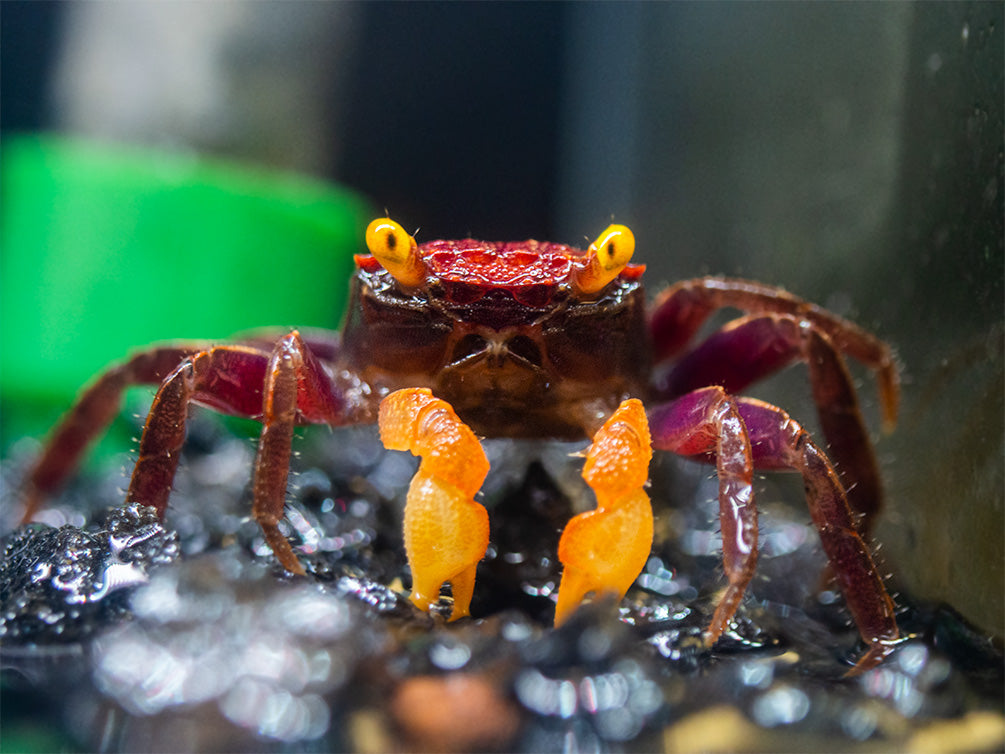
<box><xmin>21</xmin><ymin>345</ymin><xmax>204</xmax><ymax>522</ymax></box>
<box><xmin>655</xmin><ymin>314</ymin><xmax>883</xmax><ymax>536</ymax></box>
<box><xmin>126</xmin><ymin>332</ymin><xmax>348</xmax><ymax>573</ymax></box>
<box><xmin>651</xmin><ymin>387</ymin><xmax>899</xmax><ymax>673</ymax></box>
<box><xmin>738</xmin><ymin>396</ymin><xmax>898</xmax><ymax>672</ymax></box>
<box><xmin>648</xmin><ymin>387</ymin><xmax>757</xmax><ymax>644</ymax></box>
<box><xmin>250</xmin><ymin>331</ymin><xmax>347</xmax><ymax>573</ymax></box>
<box><xmin>649</xmin><ymin>277</ymin><xmax>899</xmax><ymax>429</ymax></box>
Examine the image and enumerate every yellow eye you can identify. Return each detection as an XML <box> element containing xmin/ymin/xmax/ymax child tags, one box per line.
<box><xmin>572</xmin><ymin>224</ymin><xmax>635</xmax><ymax>295</ymax></box>
<box><xmin>592</xmin><ymin>224</ymin><xmax>635</xmax><ymax>271</ymax></box>
<box><xmin>365</xmin><ymin>217</ymin><xmax>426</xmax><ymax>288</ymax></box>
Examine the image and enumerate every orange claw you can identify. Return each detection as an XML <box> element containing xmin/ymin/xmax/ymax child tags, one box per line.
<box><xmin>378</xmin><ymin>388</ymin><xmax>490</xmax><ymax>620</ymax></box>
<box><xmin>555</xmin><ymin>399</ymin><xmax>653</xmax><ymax>625</ymax></box>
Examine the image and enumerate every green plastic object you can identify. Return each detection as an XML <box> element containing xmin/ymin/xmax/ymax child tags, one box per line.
<box><xmin>1</xmin><ymin>134</ymin><xmax>373</xmax><ymax>449</ymax></box>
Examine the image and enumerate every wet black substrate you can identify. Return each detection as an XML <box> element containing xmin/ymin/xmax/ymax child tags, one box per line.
<box><xmin>2</xmin><ymin>415</ymin><xmax>1003</xmax><ymax>753</ymax></box>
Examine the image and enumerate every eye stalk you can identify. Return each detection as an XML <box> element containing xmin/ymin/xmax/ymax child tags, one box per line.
<box><xmin>365</xmin><ymin>217</ymin><xmax>428</xmax><ymax>288</ymax></box>
<box><xmin>572</xmin><ymin>224</ymin><xmax>636</xmax><ymax>296</ymax></box>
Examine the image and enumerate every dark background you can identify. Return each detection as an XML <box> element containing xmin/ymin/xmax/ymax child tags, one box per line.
<box><xmin>3</xmin><ymin>1</ymin><xmax>1002</xmax><ymax>636</ymax></box>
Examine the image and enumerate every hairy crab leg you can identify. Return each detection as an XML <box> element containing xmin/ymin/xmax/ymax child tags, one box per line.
<box><xmin>647</xmin><ymin>388</ymin><xmax>757</xmax><ymax>643</ymax></box>
<box><xmin>651</xmin><ymin>388</ymin><xmax>898</xmax><ymax>672</ymax></box>
<box><xmin>649</xmin><ymin>277</ymin><xmax>899</xmax><ymax>431</ymax></box>
<box><xmin>24</xmin><ymin>330</ymin><xmax>356</xmax><ymax>571</ymax></box>
<box><xmin>378</xmin><ymin>388</ymin><xmax>490</xmax><ymax>621</ymax></box>
<box><xmin>125</xmin><ymin>346</ymin><xmax>273</xmax><ymax>516</ymax></box>
<box><xmin>126</xmin><ymin>331</ymin><xmax>346</xmax><ymax>574</ymax></box>
<box><xmin>555</xmin><ymin>399</ymin><xmax>654</xmax><ymax>626</ymax></box>
<box><xmin>20</xmin><ymin>346</ymin><xmax>204</xmax><ymax>522</ymax></box>
<box><xmin>735</xmin><ymin>396</ymin><xmax>899</xmax><ymax>673</ymax></box>
<box><xmin>656</xmin><ymin>314</ymin><xmax>883</xmax><ymax>535</ymax></box>
<box><xmin>250</xmin><ymin>331</ymin><xmax>346</xmax><ymax>574</ymax></box>
<box><xmin>803</xmin><ymin>327</ymin><xmax>884</xmax><ymax>537</ymax></box>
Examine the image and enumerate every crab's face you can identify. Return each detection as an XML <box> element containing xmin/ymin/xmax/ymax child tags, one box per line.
<box><xmin>340</xmin><ymin>219</ymin><xmax>651</xmax><ymax>437</ymax></box>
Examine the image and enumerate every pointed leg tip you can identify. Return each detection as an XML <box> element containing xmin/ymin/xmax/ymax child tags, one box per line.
<box><xmin>700</xmin><ymin>628</ymin><xmax>720</xmax><ymax>650</ymax></box>
<box><xmin>844</xmin><ymin>640</ymin><xmax>899</xmax><ymax>677</ymax></box>
<box><xmin>263</xmin><ymin>525</ymin><xmax>307</xmax><ymax>576</ymax></box>
<box><xmin>280</xmin><ymin>555</ymin><xmax>307</xmax><ymax>577</ymax></box>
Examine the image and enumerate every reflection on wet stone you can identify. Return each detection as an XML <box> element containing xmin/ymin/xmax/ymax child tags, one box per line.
<box><xmin>93</xmin><ymin>557</ymin><xmax>359</xmax><ymax>743</ymax></box>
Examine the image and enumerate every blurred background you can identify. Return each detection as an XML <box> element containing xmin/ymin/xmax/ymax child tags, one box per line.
<box><xmin>2</xmin><ymin>2</ymin><xmax>1001</xmax><ymax>637</ymax></box>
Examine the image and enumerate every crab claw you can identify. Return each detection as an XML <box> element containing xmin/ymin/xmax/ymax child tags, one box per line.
<box><xmin>571</xmin><ymin>224</ymin><xmax>636</xmax><ymax>296</ymax></box>
<box><xmin>366</xmin><ymin>217</ymin><xmax>428</xmax><ymax>288</ymax></box>
<box><xmin>379</xmin><ymin>388</ymin><xmax>490</xmax><ymax>620</ymax></box>
<box><xmin>554</xmin><ymin>399</ymin><xmax>653</xmax><ymax>625</ymax></box>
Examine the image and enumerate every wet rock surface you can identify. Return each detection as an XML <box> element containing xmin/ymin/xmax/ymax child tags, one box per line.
<box><xmin>1</xmin><ymin>503</ymin><xmax>179</xmax><ymax>643</ymax></box>
<box><xmin>2</xmin><ymin>415</ymin><xmax>1003</xmax><ymax>752</ymax></box>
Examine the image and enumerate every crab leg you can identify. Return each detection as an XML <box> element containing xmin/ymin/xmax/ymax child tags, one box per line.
<box><xmin>555</xmin><ymin>399</ymin><xmax>654</xmax><ymax>626</ymax></box>
<box><xmin>23</xmin><ymin>330</ymin><xmax>363</xmax><ymax>573</ymax></box>
<box><xmin>647</xmin><ymin>388</ymin><xmax>757</xmax><ymax>642</ymax></box>
<box><xmin>20</xmin><ymin>346</ymin><xmax>204</xmax><ymax>522</ymax></box>
<box><xmin>378</xmin><ymin>388</ymin><xmax>490</xmax><ymax>620</ymax></box>
<box><xmin>235</xmin><ymin>327</ymin><xmax>342</xmax><ymax>363</ymax></box>
<box><xmin>657</xmin><ymin>314</ymin><xmax>883</xmax><ymax>535</ymax></box>
<box><xmin>250</xmin><ymin>331</ymin><xmax>347</xmax><ymax>573</ymax></box>
<box><xmin>735</xmin><ymin>396</ymin><xmax>899</xmax><ymax>673</ymax></box>
<box><xmin>649</xmin><ymin>387</ymin><xmax>899</xmax><ymax>673</ymax></box>
<box><xmin>124</xmin><ymin>332</ymin><xmax>345</xmax><ymax>573</ymax></box>
<box><xmin>649</xmin><ymin>277</ymin><xmax>899</xmax><ymax>430</ymax></box>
